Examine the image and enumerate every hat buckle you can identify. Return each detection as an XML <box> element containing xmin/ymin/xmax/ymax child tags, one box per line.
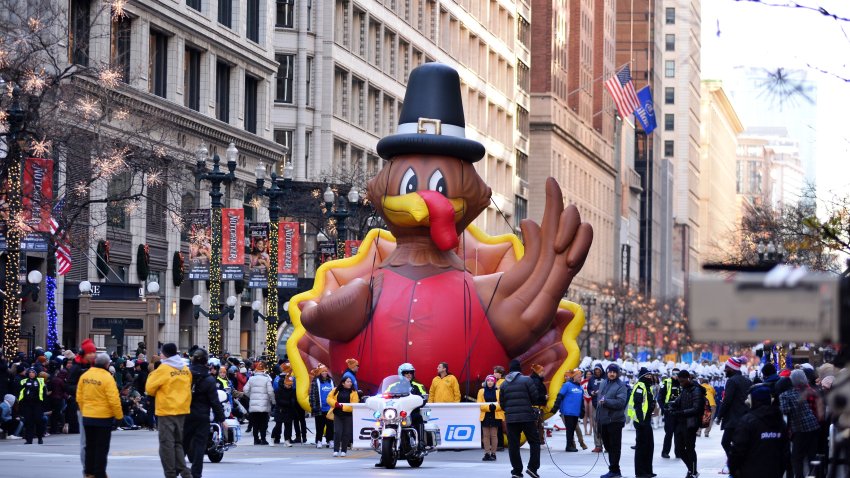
<box><xmin>417</xmin><ymin>117</ymin><xmax>442</xmax><ymax>135</ymax></box>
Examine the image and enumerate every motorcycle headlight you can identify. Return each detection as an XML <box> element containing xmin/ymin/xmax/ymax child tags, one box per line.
<box><xmin>383</xmin><ymin>408</ymin><xmax>398</xmax><ymax>420</ymax></box>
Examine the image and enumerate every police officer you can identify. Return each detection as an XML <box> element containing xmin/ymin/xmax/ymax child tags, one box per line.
<box><xmin>376</xmin><ymin>363</ymin><xmax>427</xmax><ymax>468</ymax></box>
<box><xmin>658</xmin><ymin>367</ymin><xmax>681</xmax><ymax>458</ymax></box>
<box><xmin>19</xmin><ymin>368</ymin><xmax>46</xmax><ymax>444</ymax></box>
<box><xmin>629</xmin><ymin>367</ymin><xmax>656</xmax><ymax>478</ymax></box>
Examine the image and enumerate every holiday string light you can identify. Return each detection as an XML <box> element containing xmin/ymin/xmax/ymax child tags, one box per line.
<box><xmin>266</xmin><ymin>220</ymin><xmax>279</xmax><ymax>362</ymax></box>
<box><xmin>209</xmin><ymin>209</ymin><xmax>222</xmax><ymax>356</ymax></box>
<box><xmin>45</xmin><ymin>276</ymin><xmax>58</xmax><ymax>351</ymax></box>
<box><xmin>3</xmin><ymin>151</ymin><xmax>22</xmax><ymax>355</ymax></box>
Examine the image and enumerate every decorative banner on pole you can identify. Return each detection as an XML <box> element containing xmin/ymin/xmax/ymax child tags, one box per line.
<box><xmin>344</xmin><ymin>240</ymin><xmax>361</xmax><ymax>258</ymax></box>
<box><xmin>187</xmin><ymin>209</ymin><xmax>211</xmax><ymax>280</ymax></box>
<box><xmin>277</xmin><ymin>221</ymin><xmax>300</xmax><ymax>288</ymax></box>
<box><xmin>248</xmin><ymin>223</ymin><xmax>270</xmax><ymax>288</ymax></box>
<box><xmin>22</xmin><ymin>157</ymin><xmax>53</xmax><ymax>233</ymax></box>
<box><xmin>221</xmin><ymin>208</ymin><xmax>245</xmax><ymax>280</ymax></box>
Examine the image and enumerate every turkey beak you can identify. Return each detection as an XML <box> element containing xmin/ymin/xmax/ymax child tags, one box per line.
<box><xmin>381</xmin><ymin>193</ymin><xmax>465</xmax><ymax>226</ymax></box>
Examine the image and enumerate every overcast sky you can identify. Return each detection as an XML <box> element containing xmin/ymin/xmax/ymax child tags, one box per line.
<box><xmin>701</xmin><ymin>0</ymin><xmax>850</xmax><ymax>205</ymax></box>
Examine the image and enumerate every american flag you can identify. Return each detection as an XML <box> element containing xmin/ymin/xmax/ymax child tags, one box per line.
<box><xmin>49</xmin><ymin>196</ymin><xmax>72</xmax><ymax>276</ymax></box>
<box><xmin>604</xmin><ymin>65</ymin><xmax>641</xmax><ymax>119</ymax></box>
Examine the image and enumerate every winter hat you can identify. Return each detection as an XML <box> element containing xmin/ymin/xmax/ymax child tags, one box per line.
<box><xmin>779</xmin><ymin>369</ymin><xmax>792</xmax><ymax>378</ymax></box>
<box><xmin>37</xmin><ymin>356</ymin><xmax>47</xmax><ymax>365</ymax></box>
<box><xmin>530</xmin><ymin>364</ymin><xmax>544</xmax><ymax>376</ymax></box>
<box><xmin>790</xmin><ymin>369</ymin><xmax>808</xmax><ymax>388</ymax></box>
<box><xmin>677</xmin><ymin>369</ymin><xmax>691</xmax><ymax>379</ymax></box>
<box><xmin>346</xmin><ymin>358</ymin><xmax>359</xmax><ymax>368</ymax></box>
<box><xmin>81</xmin><ymin>338</ymin><xmax>97</xmax><ymax>355</ymax></box>
<box><xmin>228</xmin><ymin>365</ymin><xmax>238</xmax><ymax>374</ymax></box>
<box><xmin>254</xmin><ymin>362</ymin><xmax>266</xmax><ymax>372</ymax></box>
<box><xmin>281</xmin><ymin>363</ymin><xmax>292</xmax><ymax>374</ymax></box>
<box><xmin>761</xmin><ymin>363</ymin><xmax>777</xmax><ymax>377</ymax></box>
<box><xmin>3</xmin><ymin>394</ymin><xmax>15</xmax><ymax>406</ymax></box>
<box><xmin>509</xmin><ymin>359</ymin><xmax>522</xmax><ymax>373</ymax></box>
<box><xmin>63</xmin><ymin>350</ymin><xmax>75</xmax><ymax>360</ymax></box>
<box><xmin>750</xmin><ymin>385</ymin><xmax>772</xmax><ymax>404</ymax></box>
<box><xmin>638</xmin><ymin>367</ymin><xmax>651</xmax><ymax>378</ymax></box>
<box><xmin>800</xmin><ymin>363</ymin><xmax>814</xmax><ymax>371</ymax></box>
<box><xmin>161</xmin><ymin>343</ymin><xmax>178</xmax><ymax>357</ymax></box>
<box><xmin>725</xmin><ymin>357</ymin><xmax>745</xmax><ymax>371</ymax></box>
<box><xmin>485</xmin><ymin>374</ymin><xmax>497</xmax><ymax>383</ymax></box>
<box><xmin>606</xmin><ymin>364</ymin><xmax>620</xmax><ymax>374</ymax></box>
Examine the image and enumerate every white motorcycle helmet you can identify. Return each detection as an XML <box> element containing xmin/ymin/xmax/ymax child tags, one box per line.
<box><xmin>398</xmin><ymin>363</ymin><xmax>415</xmax><ymax>379</ymax></box>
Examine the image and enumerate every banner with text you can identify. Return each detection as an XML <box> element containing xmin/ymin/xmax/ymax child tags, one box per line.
<box><xmin>187</xmin><ymin>209</ymin><xmax>211</xmax><ymax>280</ymax></box>
<box><xmin>221</xmin><ymin>208</ymin><xmax>245</xmax><ymax>280</ymax></box>
<box><xmin>277</xmin><ymin>221</ymin><xmax>300</xmax><ymax>288</ymax></box>
<box><xmin>352</xmin><ymin>403</ymin><xmax>483</xmax><ymax>450</ymax></box>
<box><xmin>22</xmin><ymin>157</ymin><xmax>54</xmax><ymax>233</ymax></box>
<box><xmin>248</xmin><ymin>223</ymin><xmax>270</xmax><ymax>288</ymax></box>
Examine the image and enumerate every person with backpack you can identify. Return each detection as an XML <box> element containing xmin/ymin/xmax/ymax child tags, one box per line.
<box><xmin>729</xmin><ymin>385</ymin><xmax>790</xmax><ymax>478</ymax></box>
<box><xmin>184</xmin><ymin>349</ymin><xmax>225</xmax><ymax>478</ymax></box>
<box><xmin>669</xmin><ymin>370</ymin><xmax>706</xmax><ymax>478</ymax></box>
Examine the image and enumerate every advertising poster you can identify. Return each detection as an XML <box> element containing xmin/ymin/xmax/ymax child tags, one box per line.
<box><xmin>22</xmin><ymin>157</ymin><xmax>53</xmax><ymax>233</ymax></box>
<box><xmin>248</xmin><ymin>223</ymin><xmax>269</xmax><ymax>288</ymax></box>
<box><xmin>277</xmin><ymin>221</ymin><xmax>300</xmax><ymax>288</ymax></box>
<box><xmin>187</xmin><ymin>209</ymin><xmax>211</xmax><ymax>280</ymax></box>
<box><xmin>344</xmin><ymin>240</ymin><xmax>361</xmax><ymax>258</ymax></box>
<box><xmin>221</xmin><ymin>208</ymin><xmax>245</xmax><ymax>280</ymax></box>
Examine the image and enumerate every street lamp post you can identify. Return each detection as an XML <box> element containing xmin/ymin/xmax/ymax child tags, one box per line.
<box><xmin>600</xmin><ymin>296</ymin><xmax>616</xmax><ymax>357</ymax></box>
<box><xmin>255</xmin><ymin>161</ymin><xmax>294</xmax><ymax>362</ymax></box>
<box><xmin>194</xmin><ymin>142</ymin><xmax>236</xmax><ymax>356</ymax></box>
<box><xmin>323</xmin><ymin>186</ymin><xmax>360</xmax><ymax>259</ymax></box>
<box><xmin>579</xmin><ymin>292</ymin><xmax>597</xmax><ymax>357</ymax></box>
<box><xmin>756</xmin><ymin>239</ymin><xmax>786</xmax><ymax>264</ymax></box>
<box><xmin>2</xmin><ymin>86</ymin><xmax>26</xmax><ymax>355</ymax></box>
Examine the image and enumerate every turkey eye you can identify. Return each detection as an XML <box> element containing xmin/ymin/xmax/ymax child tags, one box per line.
<box><xmin>399</xmin><ymin>167</ymin><xmax>418</xmax><ymax>195</ymax></box>
<box><xmin>428</xmin><ymin>170</ymin><xmax>448</xmax><ymax>197</ymax></box>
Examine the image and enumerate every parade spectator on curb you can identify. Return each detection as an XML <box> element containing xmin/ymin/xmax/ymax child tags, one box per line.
<box><xmin>48</xmin><ymin>367</ymin><xmax>68</xmax><ymax>434</ymax></box>
<box><xmin>66</xmin><ymin>339</ymin><xmax>96</xmax><ymax>465</ymax></box>
<box><xmin>529</xmin><ymin>364</ymin><xmax>549</xmax><ymax>446</ymax></box>
<box><xmin>244</xmin><ymin>361</ymin><xmax>275</xmax><ymax>445</ymax></box>
<box><xmin>581</xmin><ymin>370</ymin><xmax>593</xmax><ymax>436</ymax></box>
<box><xmin>342</xmin><ymin>358</ymin><xmax>359</xmax><ymax>391</ymax></box>
<box><xmin>1</xmin><ymin>394</ymin><xmax>23</xmax><ymax>437</ymax></box>
<box><xmin>184</xmin><ymin>349</ymin><xmax>226</xmax><ymax>478</ymax></box>
<box><xmin>429</xmin><ymin>362</ymin><xmax>461</xmax><ymax>403</ymax></box>
<box><xmin>478</xmin><ymin>374</ymin><xmax>504</xmax><ymax>461</ymax></box>
<box><xmin>19</xmin><ymin>367</ymin><xmax>46</xmax><ymax>444</ymax></box>
<box><xmin>145</xmin><ymin>343</ymin><xmax>192</xmax><ymax>478</ymax></box>
<box><xmin>779</xmin><ymin>369</ymin><xmax>821</xmax><ymax>478</ymax></box>
<box><xmin>552</xmin><ymin>369</ymin><xmax>583</xmax><ymax>453</ymax></box>
<box><xmin>629</xmin><ymin>367</ymin><xmax>656</xmax><ymax>478</ymax></box>
<box><xmin>327</xmin><ymin>375</ymin><xmax>359</xmax><ymax>457</ymax></box>
<box><xmin>499</xmin><ymin>360</ymin><xmax>541</xmax><ymax>478</ymax></box>
<box><xmin>273</xmin><ymin>376</ymin><xmax>297</xmax><ymax>446</ymax></box>
<box><xmin>670</xmin><ymin>370</ymin><xmax>706</xmax><ymax>478</ymax></box>
<box><xmin>77</xmin><ymin>353</ymin><xmax>123</xmax><ymax>478</ymax></box>
<box><xmin>658</xmin><ymin>367</ymin><xmax>682</xmax><ymax>459</ymax></box>
<box><xmin>715</xmin><ymin>357</ymin><xmax>752</xmax><ymax>473</ymax></box>
<box><xmin>698</xmin><ymin>376</ymin><xmax>716</xmax><ymax>437</ymax></box>
<box><xmin>596</xmin><ymin>364</ymin><xmax>628</xmax><ymax>478</ymax></box>
<box><xmin>729</xmin><ymin>385</ymin><xmax>789</xmax><ymax>478</ymax></box>
<box><xmin>309</xmin><ymin>364</ymin><xmax>335</xmax><ymax>449</ymax></box>
<box><xmin>587</xmin><ymin>363</ymin><xmax>606</xmax><ymax>453</ymax></box>
<box><xmin>493</xmin><ymin>365</ymin><xmax>507</xmax><ymax>450</ymax></box>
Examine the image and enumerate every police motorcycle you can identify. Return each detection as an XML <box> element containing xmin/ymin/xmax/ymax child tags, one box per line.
<box><xmin>365</xmin><ymin>373</ymin><xmax>441</xmax><ymax>469</ymax></box>
<box><xmin>207</xmin><ymin>389</ymin><xmax>240</xmax><ymax>463</ymax></box>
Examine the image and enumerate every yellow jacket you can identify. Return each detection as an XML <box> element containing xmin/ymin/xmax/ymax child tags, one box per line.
<box><xmin>326</xmin><ymin>387</ymin><xmax>360</xmax><ymax>419</ymax></box>
<box><xmin>76</xmin><ymin>367</ymin><xmax>123</xmax><ymax>421</ymax></box>
<box><xmin>145</xmin><ymin>358</ymin><xmax>191</xmax><ymax>416</ymax></box>
<box><xmin>701</xmin><ymin>383</ymin><xmax>716</xmax><ymax>407</ymax></box>
<box><xmin>428</xmin><ymin>374</ymin><xmax>461</xmax><ymax>403</ymax></box>
<box><xmin>477</xmin><ymin>387</ymin><xmax>505</xmax><ymax>421</ymax></box>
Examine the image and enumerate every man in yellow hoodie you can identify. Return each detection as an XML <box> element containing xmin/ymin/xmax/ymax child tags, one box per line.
<box><xmin>428</xmin><ymin>362</ymin><xmax>461</xmax><ymax>403</ymax></box>
<box><xmin>146</xmin><ymin>343</ymin><xmax>192</xmax><ymax>478</ymax></box>
<box><xmin>77</xmin><ymin>352</ymin><xmax>123</xmax><ymax>478</ymax></box>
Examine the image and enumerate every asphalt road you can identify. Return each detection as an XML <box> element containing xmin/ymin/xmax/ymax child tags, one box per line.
<box><xmin>0</xmin><ymin>420</ymin><xmax>728</xmax><ymax>477</ymax></box>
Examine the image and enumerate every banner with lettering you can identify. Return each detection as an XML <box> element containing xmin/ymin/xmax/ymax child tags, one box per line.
<box><xmin>248</xmin><ymin>223</ymin><xmax>270</xmax><ymax>288</ymax></box>
<box><xmin>22</xmin><ymin>157</ymin><xmax>54</xmax><ymax>233</ymax></box>
<box><xmin>344</xmin><ymin>240</ymin><xmax>361</xmax><ymax>258</ymax></box>
<box><xmin>187</xmin><ymin>209</ymin><xmax>211</xmax><ymax>280</ymax></box>
<box><xmin>221</xmin><ymin>208</ymin><xmax>245</xmax><ymax>280</ymax></box>
<box><xmin>277</xmin><ymin>221</ymin><xmax>300</xmax><ymax>288</ymax></box>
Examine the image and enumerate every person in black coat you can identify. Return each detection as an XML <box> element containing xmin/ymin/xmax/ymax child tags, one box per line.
<box><xmin>670</xmin><ymin>370</ymin><xmax>706</xmax><ymax>478</ymax></box>
<box><xmin>184</xmin><ymin>349</ymin><xmax>226</xmax><ymax>478</ymax></box>
<box><xmin>714</xmin><ymin>357</ymin><xmax>752</xmax><ymax>467</ymax></box>
<box><xmin>728</xmin><ymin>385</ymin><xmax>789</xmax><ymax>478</ymax></box>
<box><xmin>272</xmin><ymin>376</ymin><xmax>297</xmax><ymax>446</ymax></box>
<box><xmin>499</xmin><ymin>360</ymin><xmax>541</xmax><ymax>478</ymax></box>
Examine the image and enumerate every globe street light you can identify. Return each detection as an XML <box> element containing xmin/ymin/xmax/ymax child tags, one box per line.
<box><xmin>192</xmin><ymin>294</ymin><xmax>238</xmax><ymax>321</ymax></box>
<box><xmin>323</xmin><ymin>185</ymin><xmax>361</xmax><ymax>259</ymax></box>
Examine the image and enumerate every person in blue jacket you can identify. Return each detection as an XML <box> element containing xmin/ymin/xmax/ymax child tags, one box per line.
<box><xmin>551</xmin><ymin>369</ymin><xmax>585</xmax><ymax>452</ymax></box>
<box><xmin>309</xmin><ymin>364</ymin><xmax>335</xmax><ymax>448</ymax></box>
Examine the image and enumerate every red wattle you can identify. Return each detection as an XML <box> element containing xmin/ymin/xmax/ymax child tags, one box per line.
<box><xmin>417</xmin><ymin>190</ymin><xmax>459</xmax><ymax>251</ymax></box>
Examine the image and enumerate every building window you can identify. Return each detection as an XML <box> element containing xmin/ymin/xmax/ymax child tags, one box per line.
<box><xmin>184</xmin><ymin>47</ymin><xmax>201</xmax><ymax>111</ymax></box>
<box><xmin>149</xmin><ymin>30</ymin><xmax>168</xmax><ymax>98</ymax></box>
<box><xmin>516</xmin><ymin>106</ymin><xmax>529</xmax><ymax>138</ymax></box>
<box><xmin>245</xmin><ymin>75</ymin><xmax>259</xmax><ymax>133</ymax></box>
<box><xmin>277</xmin><ymin>0</ymin><xmax>295</xmax><ymax>28</ymax></box>
<box><xmin>275</xmin><ymin>54</ymin><xmax>294</xmax><ymax>103</ymax></box>
<box><xmin>247</xmin><ymin>0</ymin><xmax>260</xmax><ymax>42</ymax></box>
<box><xmin>516</xmin><ymin>151</ymin><xmax>528</xmax><ymax>181</ymax></box>
<box><xmin>514</xmin><ymin>196</ymin><xmax>527</xmax><ymax>231</ymax></box>
<box><xmin>106</xmin><ymin>172</ymin><xmax>131</xmax><ymax>230</ymax></box>
<box><xmin>664</xmin><ymin>114</ymin><xmax>674</xmax><ymax>131</ymax></box>
<box><xmin>69</xmin><ymin>0</ymin><xmax>91</xmax><ymax>66</ymax></box>
<box><xmin>334</xmin><ymin>67</ymin><xmax>349</xmax><ymax>119</ymax></box>
<box><xmin>665</xmin><ymin>34</ymin><xmax>675</xmax><ymax>51</ymax></box>
<box><xmin>517</xmin><ymin>16</ymin><xmax>530</xmax><ymax>49</ymax></box>
<box><xmin>274</xmin><ymin>130</ymin><xmax>293</xmax><ymax>162</ymax></box>
<box><xmin>665</xmin><ymin>87</ymin><xmax>674</xmax><ymax>105</ymax></box>
<box><xmin>304</xmin><ymin>130</ymin><xmax>312</xmax><ymax>172</ymax></box>
<box><xmin>664</xmin><ymin>140</ymin><xmax>674</xmax><ymax>157</ymax></box>
<box><xmin>187</xmin><ymin>0</ymin><xmax>201</xmax><ymax>11</ymax></box>
<box><xmin>307</xmin><ymin>0</ymin><xmax>313</xmax><ymax>31</ymax></box>
<box><xmin>110</xmin><ymin>15</ymin><xmax>131</xmax><ymax>83</ymax></box>
<box><xmin>215</xmin><ymin>61</ymin><xmax>230</xmax><ymax>123</ymax></box>
<box><xmin>666</xmin><ymin>7</ymin><xmax>675</xmax><ymax>24</ymax></box>
<box><xmin>665</xmin><ymin>60</ymin><xmax>675</xmax><ymax>78</ymax></box>
<box><xmin>218</xmin><ymin>0</ymin><xmax>232</xmax><ymax>27</ymax></box>
<box><xmin>305</xmin><ymin>57</ymin><xmax>313</xmax><ymax>106</ymax></box>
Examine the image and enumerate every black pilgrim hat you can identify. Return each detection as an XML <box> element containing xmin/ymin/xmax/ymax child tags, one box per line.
<box><xmin>376</xmin><ymin>63</ymin><xmax>485</xmax><ymax>163</ymax></box>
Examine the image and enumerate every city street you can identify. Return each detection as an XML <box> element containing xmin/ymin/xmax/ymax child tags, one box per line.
<box><xmin>0</xmin><ymin>421</ymin><xmax>728</xmax><ymax>477</ymax></box>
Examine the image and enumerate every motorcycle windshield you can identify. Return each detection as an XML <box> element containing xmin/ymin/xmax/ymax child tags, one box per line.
<box><xmin>377</xmin><ymin>375</ymin><xmax>412</xmax><ymax>397</ymax></box>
